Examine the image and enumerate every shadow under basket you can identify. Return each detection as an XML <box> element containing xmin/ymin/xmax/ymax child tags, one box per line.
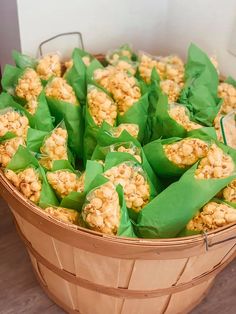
<box><xmin>0</xmin><ymin>172</ymin><xmax>236</xmax><ymax>314</ymax></box>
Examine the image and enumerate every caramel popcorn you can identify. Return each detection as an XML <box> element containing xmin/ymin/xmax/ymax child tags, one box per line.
<box><xmin>94</xmin><ymin>66</ymin><xmax>117</xmax><ymax>90</ymax></box>
<box><xmin>108</xmin><ymin>70</ymin><xmax>141</xmax><ymax>115</ymax></box>
<box><xmin>210</xmin><ymin>56</ymin><xmax>220</xmax><ymax>75</ymax></box>
<box><xmin>110</xmin><ymin>144</ymin><xmax>142</xmax><ymax>163</ymax></box>
<box><xmin>107</xmin><ymin>48</ymin><xmax>132</xmax><ymax>65</ymax></box>
<box><xmin>25</xmin><ymin>98</ymin><xmax>38</xmax><ymax>115</ymax></box>
<box><xmin>94</xmin><ymin>67</ymin><xmax>141</xmax><ymax>115</ymax></box>
<box><xmin>0</xmin><ymin>109</ymin><xmax>29</xmax><ymax>138</ymax></box>
<box><xmin>218</xmin><ymin>83</ymin><xmax>236</xmax><ymax>115</ymax></box>
<box><xmin>15</xmin><ymin>68</ymin><xmax>43</xmax><ymax>101</ymax></box>
<box><xmin>40</xmin><ymin>127</ymin><xmax>68</xmax><ymax>170</ymax></box>
<box><xmin>160</xmin><ymin>55</ymin><xmax>185</xmax><ymax>83</ymax></box>
<box><xmin>104</xmin><ymin>162</ymin><xmax>150</xmax><ymax>212</ymax></box>
<box><xmin>64</xmin><ymin>59</ymin><xmax>73</xmax><ymax>71</ymax></box>
<box><xmin>187</xmin><ymin>201</ymin><xmax>236</xmax><ymax>231</ymax></box>
<box><xmin>138</xmin><ymin>53</ymin><xmax>158</xmax><ymax>83</ymax></box>
<box><xmin>164</xmin><ymin>138</ymin><xmax>209</xmax><ymax>168</ymax></box>
<box><xmin>214</xmin><ymin>110</ymin><xmax>236</xmax><ymax>148</ymax></box>
<box><xmin>213</xmin><ymin>112</ymin><xmax>223</xmax><ymax>142</ymax></box>
<box><xmin>87</xmin><ymin>87</ymin><xmax>117</xmax><ymax>126</ymax></box>
<box><xmin>44</xmin><ymin>206</ymin><xmax>79</xmax><ymax>224</ymax></box>
<box><xmin>5</xmin><ymin>168</ymin><xmax>42</xmax><ymax>203</ymax></box>
<box><xmin>214</xmin><ymin>83</ymin><xmax>236</xmax><ymax>142</ymax></box>
<box><xmin>0</xmin><ymin>137</ymin><xmax>25</xmax><ymax>167</ymax></box>
<box><xmin>82</xmin><ymin>182</ymin><xmax>120</xmax><ymax>235</ymax></box>
<box><xmin>36</xmin><ymin>54</ymin><xmax>62</xmax><ymax>80</ymax></box>
<box><xmin>82</xmin><ymin>56</ymin><xmax>91</xmax><ymax>67</ymax></box>
<box><xmin>45</xmin><ymin>77</ymin><xmax>78</xmax><ymax>105</ymax></box>
<box><xmin>160</xmin><ymin>79</ymin><xmax>182</xmax><ymax>103</ymax></box>
<box><xmin>112</xmin><ymin>123</ymin><xmax>139</xmax><ymax>138</ymax></box>
<box><xmin>47</xmin><ymin>170</ymin><xmax>85</xmax><ymax>198</ymax></box>
<box><xmin>114</xmin><ymin>60</ymin><xmax>136</xmax><ymax>75</ymax></box>
<box><xmin>139</xmin><ymin>53</ymin><xmax>184</xmax><ymax>84</ymax></box>
<box><xmin>195</xmin><ymin>144</ymin><xmax>234</xmax><ymax>179</ymax></box>
<box><xmin>168</xmin><ymin>104</ymin><xmax>202</xmax><ymax>131</ymax></box>
<box><xmin>64</xmin><ymin>55</ymin><xmax>91</xmax><ymax>73</ymax></box>
<box><xmin>223</xmin><ymin>179</ymin><xmax>236</xmax><ymax>203</ymax></box>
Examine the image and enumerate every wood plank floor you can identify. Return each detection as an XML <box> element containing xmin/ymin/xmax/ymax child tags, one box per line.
<box><xmin>0</xmin><ymin>197</ymin><xmax>235</xmax><ymax>314</ymax></box>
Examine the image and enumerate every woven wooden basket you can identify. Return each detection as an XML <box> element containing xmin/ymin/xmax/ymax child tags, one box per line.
<box><xmin>1</xmin><ymin>171</ymin><xmax>236</xmax><ymax>314</ymax></box>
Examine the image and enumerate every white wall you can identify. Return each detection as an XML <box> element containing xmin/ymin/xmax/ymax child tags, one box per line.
<box><xmin>1</xmin><ymin>0</ymin><xmax>236</xmax><ymax>78</ymax></box>
<box><xmin>16</xmin><ymin>0</ymin><xmax>168</xmax><ymax>58</ymax></box>
<box><xmin>165</xmin><ymin>0</ymin><xmax>236</xmax><ymax>77</ymax></box>
<box><xmin>0</xmin><ymin>0</ymin><xmax>21</xmax><ymax>68</ymax></box>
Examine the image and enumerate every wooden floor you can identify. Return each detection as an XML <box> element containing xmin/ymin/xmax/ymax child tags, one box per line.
<box><xmin>0</xmin><ymin>197</ymin><xmax>236</xmax><ymax>314</ymax></box>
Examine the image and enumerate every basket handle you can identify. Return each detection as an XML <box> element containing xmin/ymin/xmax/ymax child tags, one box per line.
<box><xmin>38</xmin><ymin>31</ymin><xmax>84</xmax><ymax>57</ymax></box>
<box><xmin>203</xmin><ymin>230</ymin><xmax>236</xmax><ymax>251</ymax></box>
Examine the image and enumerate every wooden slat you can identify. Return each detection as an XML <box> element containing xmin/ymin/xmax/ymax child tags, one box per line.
<box><xmin>117</xmin><ymin>259</ymin><xmax>135</xmax><ymax>288</ymax></box>
<box><xmin>73</xmin><ymin>248</ymin><xmax>121</xmax><ymax>287</ymax></box>
<box><xmin>53</xmin><ymin>238</ymin><xmax>76</xmax><ymax>274</ymax></box>
<box><xmin>178</xmin><ymin>243</ymin><xmax>236</xmax><ymax>284</ymax></box>
<box><xmin>37</xmin><ymin>262</ymin><xmax>76</xmax><ymax>310</ymax></box>
<box><xmin>121</xmin><ymin>296</ymin><xmax>169</xmax><ymax>314</ymax></box>
<box><xmin>75</xmin><ymin>286</ymin><xmax>121</xmax><ymax>314</ymax></box>
<box><xmin>127</xmin><ymin>258</ymin><xmax>188</xmax><ymax>290</ymax></box>
<box><xmin>164</xmin><ymin>278</ymin><xmax>214</xmax><ymax>314</ymax></box>
<box><xmin>13</xmin><ymin>211</ymin><xmax>61</xmax><ymax>269</ymax></box>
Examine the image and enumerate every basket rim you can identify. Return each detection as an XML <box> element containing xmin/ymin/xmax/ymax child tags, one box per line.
<box><xmin>1</xmin><ymin>171</ymin><xmax>236</xmax><ymax>247</ymax></box>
